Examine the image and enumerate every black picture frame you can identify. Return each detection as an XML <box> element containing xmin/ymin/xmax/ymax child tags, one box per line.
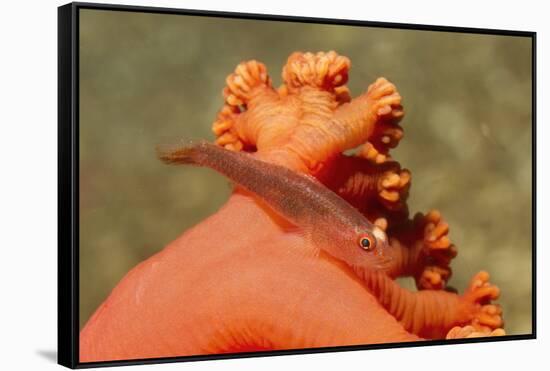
<box><xmin>58</xmin><ymin>2</ymin><xmax>537</xmax><ymax>369</ymax></box>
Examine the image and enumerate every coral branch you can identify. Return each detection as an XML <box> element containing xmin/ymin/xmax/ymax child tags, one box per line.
<box><xmin>212</xmin><ymin>53</ymin><xmax>405</xmax><ymax>174</ymax></box>
<box><xmin>212</xmin><ymin>60</ymin><xmax>280</xmax><ymax>152</ymax></box>
<box><xmin>379</xmin><ymin>210</ymin><xmax>458</xmax><ymax>290</ymax></box>
<box><xmin>314</xmin><ymin>154</ymin><xmax>411</xmax><ymax>220</ymax></box>
<box><xmin>330</xmin><ymin>77</ymin><xmax>404</xmax><ymax>153</ymax></box>
<box><xmin>285</xmin><ymin>77</ymin><xmax>404</xmax><ymax>169</ymax></box>
<box><xmin>457</xmin><ymin>271</ymin><xmax>504</xmax><ymax>331</ymax></box>
<box><xmin>359</xmin><ymin>270</ymin><xmax>503</xmax><ymax>339</ymax></box>
<box><xmin>223</xmin><ymin>60</ymin><xmax>272</xmax><ymax>107</ymax></box>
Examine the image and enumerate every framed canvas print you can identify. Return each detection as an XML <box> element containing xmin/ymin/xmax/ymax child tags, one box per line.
<box><xmin>58</xmin><ymin>2</ymin><xmax>536</xmax><ymax>368</ymax></box>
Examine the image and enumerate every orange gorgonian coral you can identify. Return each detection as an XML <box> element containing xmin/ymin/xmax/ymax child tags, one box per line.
<box><xmin>80</xmin><ymin>51</ymin><xmax>504</xmax><ymax>362</ymax></box>
<box><xmin>213</xmin><ymin>50</ymin><xmax>504</xmax><ymax>337</ymax></box>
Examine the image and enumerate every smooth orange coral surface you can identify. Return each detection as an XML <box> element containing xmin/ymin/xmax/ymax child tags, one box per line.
<box><xmin>80</xmin><ymin>51</ymin><xmax>504</xmax><ymax>362</ymax></box>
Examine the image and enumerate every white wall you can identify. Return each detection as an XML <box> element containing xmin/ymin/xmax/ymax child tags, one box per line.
<box><xmin>0</xmin><ymin>0</ymin><xmax>546</xmax><ymax>370</ymax></box>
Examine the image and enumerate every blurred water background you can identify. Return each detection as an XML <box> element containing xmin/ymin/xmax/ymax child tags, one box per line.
<box><xmin>79</xmin><ymin>9</ymin><xmax>532</xmax><ymax>335</ymax></box>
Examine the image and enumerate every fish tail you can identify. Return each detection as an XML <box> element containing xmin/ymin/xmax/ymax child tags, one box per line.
<box><xmin>156</xmin><ymin>140</ymin><xmax>210</xmax><ymax>166</ymax></box>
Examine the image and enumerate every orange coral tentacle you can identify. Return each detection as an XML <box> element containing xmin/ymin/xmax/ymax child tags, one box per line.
<box><xmin>457</xmin><ymin>271</ymin><xmax>504</xmax><ymax>331</ymax></box>
<box><xmin>446</xmin><ymin>325</ymin><xmax>505</xmax><ymax>339</ymax></box>
<box><xmin>412</xmin><ymin>210</ymin><xmax>457</xmax><ymax>290</ymax></box>
<box><xmin>416</xmin><ymin>211</ymin><xmax>457</xmax><ymax>289</ymax></box>
<box><xmin>358</xmin><ymin>270</ymin><xmax>458</xmax><ymax>338</ymax></box>
<box><xmin>328</xmin><ymin>77</ymin><xmax>404</xmax><ymax>154</ymax></box>
<box><xmin>313</xmin><ymin>154</ymin><xmax>410</xmax><ymax>223</ymax></box>
<box><xmin>224</xmin><ymin>60</ymin><xmax>272</xmax><ymax>107</ymax></box>
<box><xmin>212</xmin><ymin>104</ymin><xmax>244</xmax><ymax>151</ymax></box>
<box><xmin>358</xmin><ymin>270</ymin><xmax>503</xmax><ymax>339</ymax></box>
<box><xmin>383</xmin><ymin>238</ymin><xmax>425</xmax><ymax>280</ymax></box>
<box><xmin>358</xmin><ymin>142</ymin><xmax>389</xmax><ymax>164</ymax></box>
<box><xmin>269</xmin><ymin>77</ymin><xmax>404</xmax><ymax>172</ymax></box>
<box><xmin>281</xmin><ymin>51</ymin><xmax>351</xmax><ymax>98</ymax></box>
<box><xmin>212</xmin><ymin>60</ymin><xmax>276</xmax><ymax>151</ymax></box>
<box><xmin>381</xmin><ymin>210</ymin><xmax>458</xmax><ymax>290</ymax></box>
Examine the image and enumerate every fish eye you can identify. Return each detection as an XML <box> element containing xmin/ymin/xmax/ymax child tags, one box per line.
<box><xmin>358</xmin><ymin>235</ymin><xmax>375</xmax><ymax>251</ymax></box>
